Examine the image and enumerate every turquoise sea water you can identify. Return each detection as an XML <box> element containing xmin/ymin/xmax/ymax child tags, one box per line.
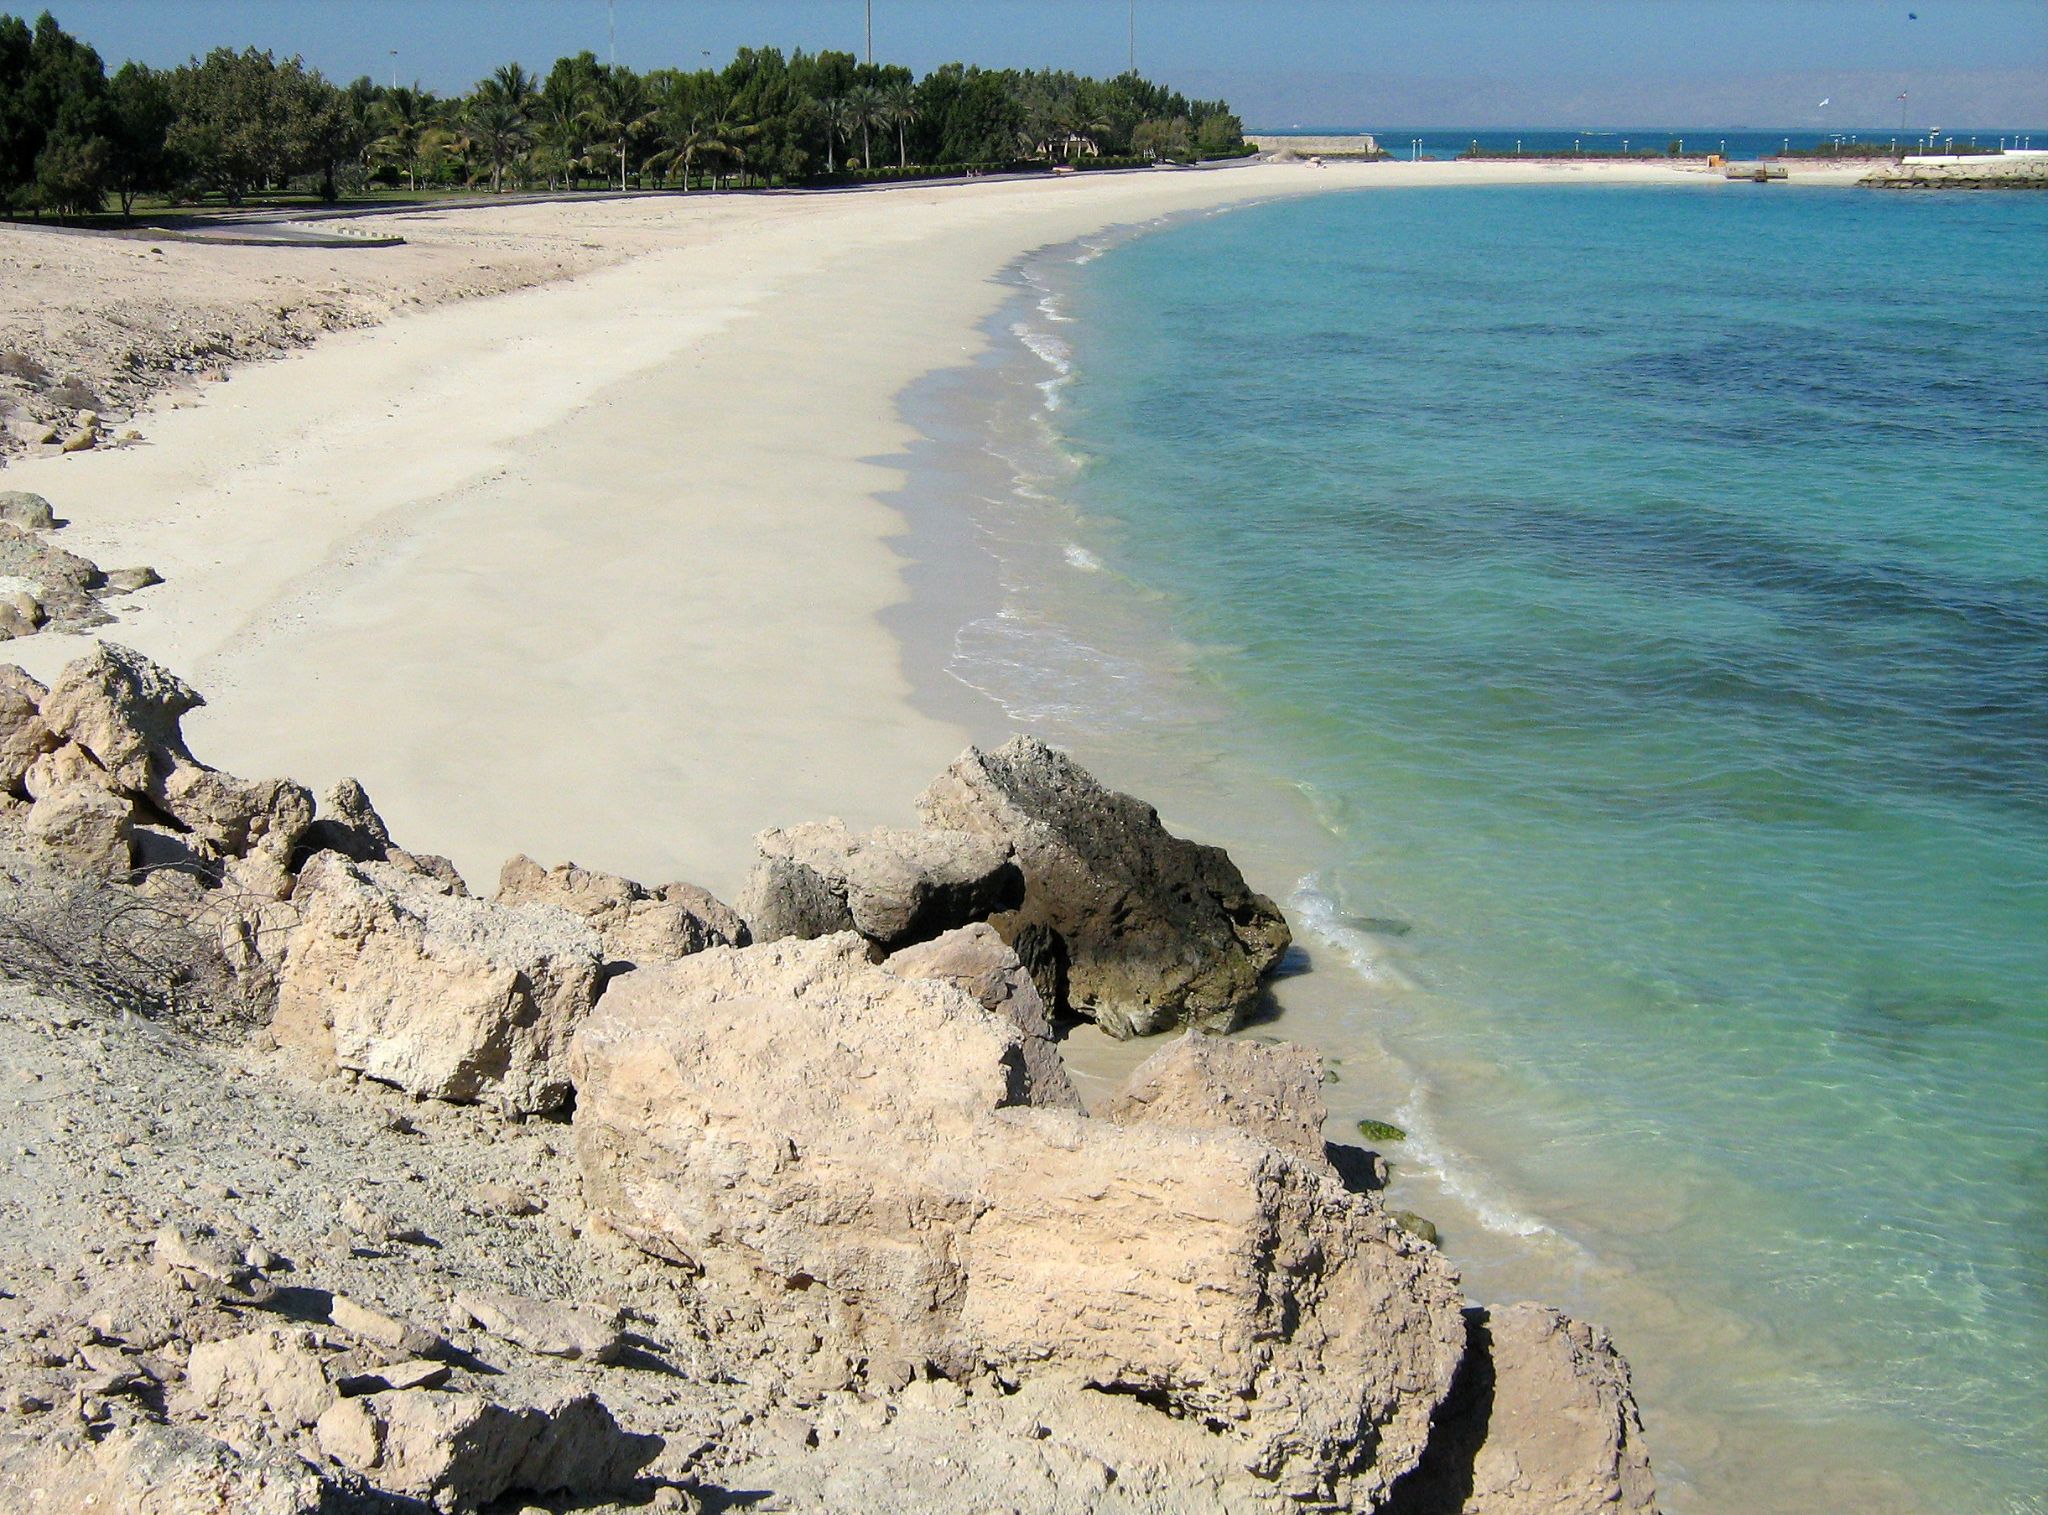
<box><xmin>942</xmin><ymin>184</ymin><xmax>2047</xmax><ymax>1513</ymax></box>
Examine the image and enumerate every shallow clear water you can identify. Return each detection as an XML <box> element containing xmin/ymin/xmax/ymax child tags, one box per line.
<box><xmin>948</xmin><ymin>184</ymin><xmax>2048</xmax><ymax>1513</ymax></box>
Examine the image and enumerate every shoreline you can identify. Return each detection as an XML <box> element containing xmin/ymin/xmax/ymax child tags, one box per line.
<box><xmin>869</xmin><ymin>179</ymin><xmax>2005</xmax><ymax>1515</ymax></box>
<box><xmin>0</xmin><ymin>159</ymin><xmax>1834</xmax><ymax>900</ymax></box>
<box><xmin>0</xmin><ymin>159</ymin><xmax>1885</xmax><ymax>1509</ymax></box>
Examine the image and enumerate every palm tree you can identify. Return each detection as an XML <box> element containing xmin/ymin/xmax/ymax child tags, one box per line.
<box><xmin>707</xmin><ymin>112</ymin><xmax>761</xmax><ymax>188</ymax></box>
<box><xmin>490</xmin><ymin>62</ymin><xmax>538</xmax><ymax>114</ymax></box>
<box><xmin>846</xmin><ymin>83</ymin><xmax>887</xmax><ymax>170</ymax></box>
<box><xmin>426</xmin><ymin>106</ymin><xmax>477</xmax><ymax>189</ymax></box>
<box><xmin>579</xmin><ymin>70</ymin><xmax>658</xmax><ymax>189</ymax></box>
<box><xmin>532</xmin><ymin>74</ymin><xmax>585</xmax><ymax>189</ymax></box>
<box><xmin>883</xmin><ymin>79</ymin><xmax>918</xmax><ymax>168</ymax></box>
<box><xmin>467</xmin><ymin>86</ymin><xmax>532</xmax><ymax>193</ymax></box>
<box><xmin>648</xmin><ymin>116</ymin><xmax>722</xmax><ymax>191</ymax></box>
<box><xmin>370</xmin><ymin>85</ymin><xmax>437</xmax><ymax>190</ymax></box>
<box><xmin>822</xmin><ymin>95</ymin><xmax>856</xmax><ymax>173</ymax></box>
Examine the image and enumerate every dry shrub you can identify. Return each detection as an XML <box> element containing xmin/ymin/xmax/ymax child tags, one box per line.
<box><xmin>0</xmin><ymin>351</ymin><xmax>52</xmax><ymax>388</ymax></box>
<box><xmin>44</xmin><ymin>377</ymin><xmax>102</xmax><ymax>412</ymax></box>
<box><xmin>0</xmin><ymin>864</ymin><xmax>291</xmax><ymax>1035</ymax></box>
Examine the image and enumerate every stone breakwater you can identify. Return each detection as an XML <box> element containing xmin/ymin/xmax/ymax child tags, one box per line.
<box><xmin>0</xmin><ymin>639</ymin><xmax>1657</xmax><ymax>1514</ymax></box>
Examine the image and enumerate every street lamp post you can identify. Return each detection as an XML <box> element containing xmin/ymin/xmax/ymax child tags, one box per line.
<box><xmin>1129</xmin><ymin>1</ymin><xmax>1136</xmax><ymax>74</ymax></box>
<box><xmin>388</xmin><ymin>49</ymin><xmax>397</xmax><ymax>90</ymax></box>
<box><xmin>866</xmin><ymin>0</ymin><xmax>873</xmax><ymax>66</ymax></box>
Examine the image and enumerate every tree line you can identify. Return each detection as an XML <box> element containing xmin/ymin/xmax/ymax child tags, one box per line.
<box><xmin>0</xmin><ymin>10</ymin><xmax>1246</xmax><ymax>214</ymax></box>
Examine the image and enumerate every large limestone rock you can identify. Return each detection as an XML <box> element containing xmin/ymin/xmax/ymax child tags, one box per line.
<box><xmin>450</xmin><ymin>1289</ymin><xmax>626</xmax><ymax>1363</ymax></box>
<box><xmin>297</xmin><ymin>775</ymin><xmax>469</xmax><ymax>893</ymax></box>
<box><xmin>571</xmin><ymin>933</ymin><xmax>1467</xmax><ymax>1507</ymax></box>
<box><xmin>33</xmin><ymin>642</ymin><xmax>313</xmax><ymax>867</ymax></box>
<box><xmin>274</xmin><ymin>852</ymin><xmax>604</xmax><ymax>1114</ymax></box>
<box><xmin>22</xmin><ymin>780</ymin><xmax>133</xmax><ymax>877</ymax></box>
<box><xmin>917</xmin><ymin>736</ymin><xmax>1292</xmax><ymax>1037</ymax></box>
<box><xmin>1102</xmin><ymin>1031</ymin><xmax>1329</xmax><ymax>1160</ymax></box>
<box><xmin>883</xmin><ymin>923</ymin><xmax>1083</xmax><ymax>1113</ymax></box>
<box><xmin>498</xmin><ymin>853</ymin><xmax>747</xmax><ymax>966</ymax></box>
<box><xmin>0</xmin><ymin>1423</ymin><xmax>330</xmax><ymax>1515</ymax></box>
<box><xmin>315</xmin><ymin>1389</ymin><xmax>659</xmax><ymax>1509</ymax></box>
<box><xmin>185</xmin><ymin>1327</ymin><xmax>334</xmax><ymax>1429</ymax></box>
<box><xmin>0</xmin><ymin>520</ymin><xmax>109</xmax><ymax>629</ymax></box>
<box><xmin>0</xmin><ymin>489</ymin><xmax>56</xmax><ymax>529</ymax></box>
<box><xmin>35</xmin><ymin>641</ymin><xmax>195</xmax><ymax>796</ymax></box>
<box><xmin>1385</xmin><ymin>1305</ymin><xmax>1659</xmax><ymax>1515</ymax></box>
<box><xmin>738</xmin><ymin>818</ymin><xmax>1024</xmax><ymax>950</ymax></box>
<box><xmin>0</xmin><ymin>664</ymin><xmax>55</xmax><ymax>795</ymax></box>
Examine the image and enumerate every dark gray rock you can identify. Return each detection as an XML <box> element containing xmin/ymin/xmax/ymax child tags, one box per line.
<box><xmin>916</xmin><ymin>735</ymin><xmax>1292</xmax><ymax>1038</ymax></box>
<box><xmin>738</xmin><ymin>819</ymin><xmax>1024</xmax><ymax>952</ymax></box>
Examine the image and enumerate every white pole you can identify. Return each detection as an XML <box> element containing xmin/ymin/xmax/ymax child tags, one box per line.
<box><xmin>608</xmin><ymin>0</ymin><xmax>616</xmax><ymax>67</ymax></box>
<box><xmin>866</xmin><ymin>0</ymin><xmax>873</xmax><ymax>66</ymax></box>
<box><xmin>388</xmin><ymin>49</ymin><xmax>397</xmax><ymax>90</ymax></box>
<box><xmin>1129</xmin><ymin>1</ymin><xmax>1136</xmax><ymax>73</ymax></box>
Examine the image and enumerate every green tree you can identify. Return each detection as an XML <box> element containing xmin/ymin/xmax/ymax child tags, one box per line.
<box><xmin>467</xmin><ymin>76</ymin><xmax>532</xmax><ymax>192</ymax></box>
<box><xmin>369</xmin><ymin>84</ymin><xmax>436</xmax><ymax>190</ymax></box>
<box><xmin>821</xmin><ymin>95</ymin><xmax>855</xmax><ymax>173</ymax></box>
<box><xmin>844</xmin><ymin>82</ymin><xmax>885</xmax><ymax>170</ymax></box>
<box><xmin>882</xmin><ymin>78</ymin><xmax>917</xmax><ymax>168</ymax></box>
<box><xmin>167</xmin><ymin>47</ymin><xmax>341</xmax><ymax>203</ymax></box>
<box><xmin>1133</xmin><ymin>116</ymin><xmax>1193</xmax><ymax>162</ymax></box>
<box><xmin>579</xmin><ymin>67</ymin><xmax>655</xmax><ymax>188</ymax></box>
<box><xmin>1195</xmin><ymin>111</ymin><xmax>1243</xmax><ymax>155</ymax></box>
<box><xmin>0</xmin><ymin>12</ymin><xmax>113</xmax><ymax>215</ymax></box>
<box><xmin>105</xmin><ymin>61</ymin><xmax>176</xmax><ymax>212</ymax></box>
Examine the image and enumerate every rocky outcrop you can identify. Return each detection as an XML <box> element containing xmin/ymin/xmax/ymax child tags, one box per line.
<box><xmin>0</xmin><ymin>1422</ymin><xmax>330</xmax><ymax>1515</ymax></box>
<box><xmin>882</xmin><ymin>922</ymin><xmax>1083</xmax><ymax>1113</ymax></box>
<box><xmin>918</xmin><ymin>736</ymin><xmax>1292</xmax><ymax>1037</ymax></box>
<box><xmin>0</xmin><ymin>520</ymin><xmax>111</xmax><ymax>634</ymax></box>
<box><xmin>1385</xmin><ymin>1304</ymin><xmax>1658</xmax><ymax>1515</ymax></box>
<box><xmin>450</xmin><ymin>1290</ymin><xmax>627</xmax><ymax>1363</ymax></box>
<box><xmin>571</xmin><ymin>933</ymin><xmax>1468</xmax><ymax>1508</ymax></box>
<box><xmin>29</xmin><ymin>642</ymin><xmax>314</xmax><ymax>880</ymax></box>
<box><xmin>0</xmin><ymin>665</ymin><xmax>55</xmax><ymax>794</ymax></box>
<box><xmin>273</xmin><ymin>852</ymin><xmax>604</xmax><ymax>1114</ymax></box>
<box><xmin>738</xmin><ymin>818</ymin><xmax>1024</xmax><ymax>950</ymax></box>
<box><xmin>185</xmin><ymin>1328</ymin><xmax>333</xmax><ymax>1429</ymax></box>
<box><xmin>22</xmin><ymin>779</ymin><xmax>134</xmax><ymax>877</ymax></box>
<box><xmin>296</xmin><ymin>776</ymin><xmax>395</xmax><ymax>864</ymax></box>
<box><xmin>498</xmin><ymin>853</ymin><xmax>748</xmax><ymax>966</ymax></box>
<box><xmin>1102</xmin><ymin>1030</ymin><xmax>1329</xmax><ymax>1161</ymax></box>
<box><xmin>315</xmin><ymin>1389</ymin><xmax>659</xmax><ymax>1509</ymax></box>
<box><xmin>296</xmin><ymin>776</ymin><xmax>468</xmax><ymax>895</ymax></box>
<box><xmin>0</xmin><ymin>489</ymin><xmax>56</xmax><ymax>530</ymax></box>
<box><xmin>0</xmin><ymin>641</ymin><xmax>1656</xmax><ymax>1515</ymax></box>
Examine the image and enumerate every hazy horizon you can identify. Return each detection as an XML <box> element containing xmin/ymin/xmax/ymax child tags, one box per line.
<box><xmin>21</xmin><ymin>1</ymin><xmax>2047</xmax><ymax>130</ymax></box>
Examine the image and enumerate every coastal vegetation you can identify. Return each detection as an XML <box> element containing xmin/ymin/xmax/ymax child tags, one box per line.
<box><xmin>0</xmin><ymin>8</ymin><xmax>1245</xmax><ymax>216</ymax></box>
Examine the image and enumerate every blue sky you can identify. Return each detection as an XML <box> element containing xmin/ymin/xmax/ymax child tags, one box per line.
<box><xmin>31</xmin><ymin>1</ymin><xmax>2048</xmax><ymax>127</ymax></box>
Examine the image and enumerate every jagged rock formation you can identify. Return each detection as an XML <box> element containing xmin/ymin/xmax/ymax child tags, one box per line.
<box><xmin>499</xmin><ymin>853</ymin><xmax>749</xmax><ymax>965</ymax></box>
<box><xmin>918</xmin><ymin>736</ymin><xmax>1293</xmax><ymax>1036</ymax></box>
<box><xmin>571</xmin><ymin>932</ymin><xmax>1470</xmax><ymax>1509</ymax></box>
<box><xmin>1383</xmin><ymin>1304</ymin><xmax>1658</xmax><ymax>1515</ymax></box>
<box><xmin>315</xmin><ymin>1389</ymin><xmax>658</xmax><ymax>1507</ymax></box>
<box><xmin>0</xmin><ymin>497</ymin><xmax>160</xmax><ymax>639</ymax></box>
<box><xmin>1103</xmin><ymin>1029</ymin><xmax>1331</xmax><ymax>1161</ymax></box>
<box><xmin>272</xmin><ymin>852</ymin><xmax>606</xmax><ymax>1115</ymax></box>
<box><xmin>882</xmin><ymin>922</ymin><xmax>1083</xmax><ymax>1112</ymax></box>
<box><xmin>739</xmin><ymin>818</ymin><xmax>1024</xmax><ymax>950</ymax></box>
<box><xmin>0</xmin><ymin>642</ymin><xmax>1658</xmax><ymax>1514</ymax></box>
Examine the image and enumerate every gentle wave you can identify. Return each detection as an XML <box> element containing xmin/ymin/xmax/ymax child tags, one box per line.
<box><xmin>1292</xmin><ymin>877</ymin><xmax>1568</xmax><ymax>1245</ymax></box>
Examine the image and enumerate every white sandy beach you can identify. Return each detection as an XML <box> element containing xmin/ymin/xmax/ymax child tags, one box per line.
<box><xmin>0</xmin><ymin>158</ymin><xmax>1861</xmax><ymax>899</ymax></box>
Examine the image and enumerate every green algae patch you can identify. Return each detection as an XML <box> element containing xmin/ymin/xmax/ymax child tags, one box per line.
<box><xmin>1355</xmin><ymin>1118</ymin><xmax>1407</xmax><ymax>1143</ymax></box>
